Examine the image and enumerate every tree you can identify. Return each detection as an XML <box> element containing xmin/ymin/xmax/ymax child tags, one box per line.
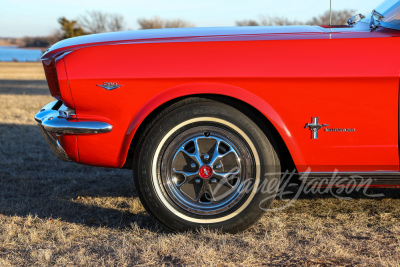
<box><xmin>137</xmin><ymin>16</ymin><xmax>164</xmax><ymax>29</ymax></box>
<box><xmin>108</xmin><ymin>14</ymin><xmax>126</xmax><ymax>32</ymax></box>
<box><xmin>138</xmin><ymin>16</ymin><xmax>194</xmax><ymax>29</ymax></box>
<box><xmin>307</xmin><ymin>9</ymin><xmax>355</xmax><ymax>25</ymax></box>
<box><xmin>79</xmin><ymin>11</ymin><xmax>126</xmax><ymax>33</ymax></box>
<box><xmin>58</xmin><ymin>17</ymin><xmax>86</xmax><ymax>39</ymax></box>
<box><xmin>236</xmin><ymin>9</ymin><xmax>355</xmax><ymax>27</ymax></box>
<box><xmin>236</xmin><ymin>20</ymin><xmax>260</xmax><ymax>26</ymax></box>
<box><xmin>164</xmin><ymin>19</ymin><xmax>195</xmax><ymax>28</ymax></box>
<box><xmin>259</xmin><ymin>16</ymin><xmax>302</xmax><ymax>26</ymax></box>
<box><xmin>21</xmin><ymin>35</ymin><xmax>61</xmax><ymax>48</ymax></box>
<box><xmin>236</xmin><ymin>15</ymin><xmax>302</xmax><ymax>26</ymax></box>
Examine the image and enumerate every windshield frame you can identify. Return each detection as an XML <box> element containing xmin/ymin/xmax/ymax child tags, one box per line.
<box><xmin>359</xmin><ymin>17</ymin><xmax>400</xmax><ymax>31</ymax></box>
<box><xmin>365</xmin><ymin>0</ymin><xmax>400</xmax><ymax>31</ymax></box>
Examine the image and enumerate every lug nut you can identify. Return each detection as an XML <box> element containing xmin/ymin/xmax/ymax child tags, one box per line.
<box><xmin>195</xmin><ymin>178</ymin><xmax>201</xmax><ymax>184</ymax></box>
<box><xmin>211</xmin><ymin>178</ymin><xmax>217</xmax><ymax>184</ymax></box>
<box><xmin>215</xmin><ymin>164</ymin><xmax>222</xmax><ymax>169</ymax></box>
<box><xmin>204</xmin><ymin>154</ymin><xmax>210</xmax><ymax>160</ymax></box>
<box><xmin>191</xmin><ymin>163</ymin><xmax>196</xmax><ymax>169</ymax></box>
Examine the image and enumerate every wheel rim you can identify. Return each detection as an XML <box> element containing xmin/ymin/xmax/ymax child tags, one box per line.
<box><xmin>160</xmin><ymin>125</ymin><xmax>253</xmax><ymax>215</ymax></box>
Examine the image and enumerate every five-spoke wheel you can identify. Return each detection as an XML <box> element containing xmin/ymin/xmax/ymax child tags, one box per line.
<box><xmin>161</xmin><ymin>126</ymin><xmax>251</xmax><ymax>215</ymax></box>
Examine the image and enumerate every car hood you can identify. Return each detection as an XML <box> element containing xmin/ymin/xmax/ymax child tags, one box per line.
<box><xmin>43</xmin><ymin>26</ymin><xmax>326</xmax><ymax>59</ymax></box>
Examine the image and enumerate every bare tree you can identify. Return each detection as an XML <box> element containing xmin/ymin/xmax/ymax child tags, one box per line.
<box><xmin>79</xmin><ymin>11</ymin><xmax>107</xmax><ymax>33</ymax></box>
<box><xmin>236</xmin><ymin>9</ymin><xmax>355</xmax><ymax>27</ymax></box>
<box><xmin>259</xmin><ymin>15</ymin><xmax>303</xmax><ymax>26</ymax></box>
<box><xmin>138</xmin><ymin>16</ymin><xmax>194</xmax><ymax>29</ymax></box>
<box><xmin>236</xmin><ymin>15</ymin><xmax>302</xmax><ymax>26</ymax></box>
<box><xmin>79</xmin><ymin>11</ymin><xmax>126</xmax><ymax>33</ymax></box>
<box><xmin>235</xmin><ymin>20</ymin><xmax>260</xmax><ymax>26</ymax></box>
<box><xmin>164</xmin><ymin>19</ymin><xmax>195</xmax><ymax>28</ymax></box>
<box><xmin>307</xmin><ymin>9</ymin><xmax>355</xmax><ymax>25</ymax></box>
<box><xmin>108</xmin><ymin>14</ymin><xmax>126</xmax><ymax>32</ymax></box>
<box><xmin>137</xmin><ymin>16</ymin><xmax>164</xmax><ymax>29</ymax></box>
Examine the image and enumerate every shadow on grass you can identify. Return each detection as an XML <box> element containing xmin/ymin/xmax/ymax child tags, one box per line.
<box><xmin>0</xmin><ymin>123</ymin><xmax>163</xmax><ymax>232</ymax></box>
<box><xmin>1</xmin><ymin>123</ymin><xmax>399</xmax><ymax>232</ymax></box>
<box><xmin>0</xmin><ymin>80</ymin><xmax>50</xmax><ymax>95</ymax></box>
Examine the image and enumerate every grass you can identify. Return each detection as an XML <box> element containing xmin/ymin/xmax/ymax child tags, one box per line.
<box><xmin>0</xmin><ymin>62</ymin><xmax>399</xmax><ymax>266</ymax></box>
<box><xmin>0</xmin><ymin>62</ymin><xmax>45</xmax><ymax>80</ymax></box>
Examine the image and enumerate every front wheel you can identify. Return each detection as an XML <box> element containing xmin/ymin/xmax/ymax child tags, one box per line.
<box><xmin>134</xmin><ymin>99</ymin><xmax>281</xmax><ymax>233</ymax></box>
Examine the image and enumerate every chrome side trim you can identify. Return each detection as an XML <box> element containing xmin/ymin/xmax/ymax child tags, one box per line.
<box><xmin>298</xmin><ymin>172</ymin><xmax>400</xmax><ymax>177</ymax></box>
<box><xmin>298</xmin><ymin>172</ymin><xmax>400</xmax><ymax>185</ymax></box>
<box><xmin>35</xmin><ymin>101</ymin><xmax>113</xmax><ymax>135</ymax></box>
<box><xmin>37</xmin><ymin>124</ymin><xmax>71</xmax><ymax>162</ymax></box>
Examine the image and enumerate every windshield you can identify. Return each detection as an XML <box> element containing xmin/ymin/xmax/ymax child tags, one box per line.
<box><xmin>375</xmin><ymin>0</ymin><xmax>400</xmax><ymax>25</ymax></box>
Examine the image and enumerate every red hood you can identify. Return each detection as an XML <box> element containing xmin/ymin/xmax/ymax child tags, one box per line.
<box><xmin>43</xmin><ymin>23</ymin><xmax>394</xmax><ymax>60</ymax></box>
<box><xmin>42</xmin><ymin>25</ymin><xmax>327</xmax><ymax>59</ymax></box>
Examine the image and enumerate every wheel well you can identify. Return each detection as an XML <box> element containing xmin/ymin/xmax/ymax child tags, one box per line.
<box><xmin>122</xmin><ymin>94</ymin><xmax>297</xmax><ymax>176</ymax></box>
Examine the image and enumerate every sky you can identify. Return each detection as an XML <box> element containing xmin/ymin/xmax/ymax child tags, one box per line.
<box><xmin>0</xmin><ymin>0</ymin><xmax>381</xmax><ymax>37</ymax></box>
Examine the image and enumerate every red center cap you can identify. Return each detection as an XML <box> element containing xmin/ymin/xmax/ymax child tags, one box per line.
<box><xmin>199</xmin><ymin>165</ymin><xmax>213</xmax><ymax>179</ymax></box>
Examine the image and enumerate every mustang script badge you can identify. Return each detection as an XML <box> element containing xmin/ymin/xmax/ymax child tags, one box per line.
<box><xmin>97</xmin><ymin>82</ymin><xmax>123</xmax><ymax>91</ymax></box>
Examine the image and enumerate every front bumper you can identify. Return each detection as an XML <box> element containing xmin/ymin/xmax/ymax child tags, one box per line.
<box><xmin>35</xmin><ymin>100</ymin><xmax>113</xmax><ymax>161</ymax></box>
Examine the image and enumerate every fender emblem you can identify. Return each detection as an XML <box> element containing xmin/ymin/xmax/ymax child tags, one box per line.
<box><xmin>305</xmin><ymin>117</ymin><xmax>329</xmax><ymax>139</ymax></box>
<box><xmin>97</xmin><ymin>82</ymin><xmax>123</xmax><ymax>91</ymax></box>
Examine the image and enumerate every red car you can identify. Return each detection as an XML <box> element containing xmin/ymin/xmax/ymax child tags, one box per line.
<box><xmin>35</xmin><ymin>0</ymin><xmax>400</xmax><ymax>232</ymax></box>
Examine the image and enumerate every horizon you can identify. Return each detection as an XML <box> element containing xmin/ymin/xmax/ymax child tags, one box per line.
<box><xmin>1</xmin><ymin>0</ymin><xmax>381</xmax><ymax>38</ymax></box>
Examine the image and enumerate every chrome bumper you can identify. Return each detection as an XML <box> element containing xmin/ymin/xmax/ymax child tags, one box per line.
<box><xmin>36</xmin><ymin>123</ymin><xmax>71</xmax><ymax>161</ymax></box>
<box><xmin>35</xmin><ymin>100</ymin><xmax>113</xmax><ymax>161</ymax></box>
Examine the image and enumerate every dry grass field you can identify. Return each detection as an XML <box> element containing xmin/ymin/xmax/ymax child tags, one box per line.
<box><xmin>0</xmin><ymin>62</ymin><xmax>400</xmax><ymax>266</ymax></box>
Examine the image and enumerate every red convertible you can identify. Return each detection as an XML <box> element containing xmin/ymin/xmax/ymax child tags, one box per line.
<box><xmin>35</xmin><ymin>0</ymin><xmax>400</xmax><ymax>232</ymax></box>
